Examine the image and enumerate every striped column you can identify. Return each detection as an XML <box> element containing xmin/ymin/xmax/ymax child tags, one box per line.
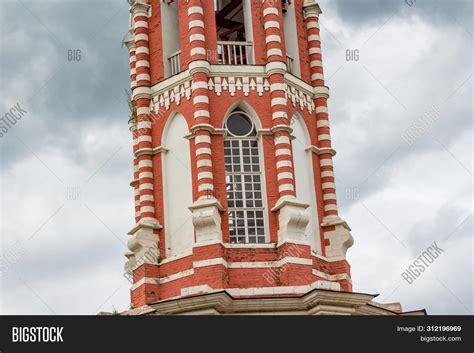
<box><xmin>131</xmin><ymin>1</ymin><xmax>155</xmax><ymax>222</ymax></box>
<box><xmin>124</xmin><ymin>34</ymin><xmax>141</xmax><ymax>223</ymax></box>
<box><xmin>262</xmin><ymin>2</ymin><xmax>296</xmax><ymax>199</ymax></box>
<box><xmin>188</xmin><ymin>0</ymin><xmax>215</xmax><ymax>200</ymax></box>
<box><xmin>304</xmin><ymin>3</ymin><xmax>324</xmax><ymax>86</ymax></box>
<box><xmin>131</xmin><ymin>128</ymin><xmax>141</xmax><ymax>223</ymax></box>
<box><xmin>304</xmin><ymin>3</ymin><xmax>339</xmax><ymax>221</ymax></box>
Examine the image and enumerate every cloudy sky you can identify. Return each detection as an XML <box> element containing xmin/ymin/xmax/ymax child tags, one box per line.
<box><xmin>0</xmin><ymin>0</ymin><xmax>471</xmax><ymax>314</ymax></box>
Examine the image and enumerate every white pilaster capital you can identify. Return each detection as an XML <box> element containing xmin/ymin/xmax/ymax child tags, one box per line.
<box><xmin>303</xmin><ymin>1</ymin><xmax>322</xmax><ymax>19</ymax></box>
<box><xmin>270</xmin><ymin>124</ymin><xmax>293</xmax><ymax>134</ymax></box>
<box><xmin>306</xmin><ymin>145</ymin><xmax>336</xmax><ymax>157</ymax></box>
<box><xmin>314</xmin><ymin>86</ymin><xmax>330</xmax><ymax>99</ymax></box>
<box><xmin>132</xmin><ymin>86</ymin><xmax>151</xmax><ymax>100</ymax></box>
<box><xmin>189</xmin><ymin>60</ymin><xmax>211</xmax><ymax>75</ymax></box>
<box><xmin>123</xmin><ymin>32</ymin><xmax>136</xmax><ymax>52</ymax></box>
<box><xmin>265</xmin><ymin>61</ymin><xmax>287</xmax><ymax>76</ymax></box>
<box><xmin>130</xmin><ymin>0</ymin><xmax>151</xmax><ymax>17</ymax></box>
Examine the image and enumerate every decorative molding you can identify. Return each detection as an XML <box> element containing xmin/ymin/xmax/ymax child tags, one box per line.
<box><xmin>312</xmin><ymin>269</ymin><xmax>352</xmax><ymax>284</ymax></box>
<box><xmin>321</xmin><ymin>217</ymin><xmax>354</xmax><ymax>260</ymax></box>
<box><xmin>149</xmin><ymin>66</ymin><xmax>329</xmax><ymax>114</ymax></box>
<box><xmin>130</xmin><ymin>289</ymin><xmax>425</xmax><ymax>316</ymax></box>
<box><xmin>306</xmin><ymin>145</ymin><xmax>337</xmax><ymax>156</ymax></box>
<box><xmin>272</xmin><ymin>196</ymin><xmax>310</xmax><ymax>245</ymax></box>
<box><xmin>321</xmin><ymin>215</ymin><xmax>350</xmax><ymax>229</ymax></box>
<box><xmin>126</xmin><ymin>218</ymin><xmax>162</xmax><ymax>270</ymax></box>
<box><xmin>153</xmin><ymin>146</ymin><xmax>168</xmax><ymax>154</ymax></box>
<box><xmin>207</xmin><ymin>75</ymin><xmax>270</xmax><ymax>97</ymax></box>
<box><xmin>189</xmin><ymin>198</ymin><xmax>225</xmax><ymax>244</ymax></box>
<box><xmin>134</xmin><ymin>146</ymin><xmax>168</xmax><ymax>157</ymax></box>
<box><xmin>151</xmin><ymin>78</ymin><xmax>192</xmax><ymax>111</ymax></box>
<box><xmin>270</xmin><ymin>124</ymin><xmax>293</xmax><ymax>134</ymax></box>
<box><xmin>130</xmin><ymin>0</ymin><xmax>151</xmax><ymax>18</ymax></box>
<box><xmin>302</xmin><ymin>1</ymin><xmax>322</xmax><ymax>19</ymax></box>
<box><xmin>285</xmin><ymin>82</ymin><xmax>315</xmax><ymax>113</ymax></box>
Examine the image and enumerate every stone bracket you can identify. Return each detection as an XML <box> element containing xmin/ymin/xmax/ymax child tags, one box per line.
<box><xmin>189</xmin><ymin>198</ymin><xmax>224</xmax><ymax>244</ymax></box>
<box><xmin>321</xmin><ymin>216</ymin><xmax>354</xmax><ymax>260</ymax></box>
<box><xmin>272</xmin><ymin>196</ymin><xmax>310</xmax><ymax>245</ymax></box>
<box><xmin>126</xmin><ymin>218</ymin><xmax>162</xmax><ymax>270</ymax></box>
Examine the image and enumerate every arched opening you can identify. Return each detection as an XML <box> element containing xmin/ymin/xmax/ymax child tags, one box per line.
<box><xmin>291</xmin><ymin>114</ymin><xmax>321</xmax><ymax>254</ymax></box>
<box><xmin>161</xmin><ymin>1</ymin><xmax>181</xmax><ymax>77</ymax></box>
<box><xmin>223</xmin><ymin>107</ymin><xmax>267</xmax><ymax>243</ymax></box>
<box><xmin>162</xmin><ymin>113</ymin><xmax>194</xmax><ymax>257</ymax></box>
<box><xmin>282</xmin><ymin>1</ymin><xmax>301</xmax><ymax>76</ymax></box>
<box><xmin>214</xmin><ymin>0</ymin><xmax>254</xmax><ymax>65</ymax></box>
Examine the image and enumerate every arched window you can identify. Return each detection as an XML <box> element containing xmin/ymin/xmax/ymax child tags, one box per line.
<box><xmin>224</xmin><ymin>110</ymin><xmax>265</xmax><ymax>244</ymax></box>
<box><xmin>162</xmin><ymin>113</ymin><xmax>194</xmax><ymax>257</ymax></box>
<box><xmin>292</xmin><ymin>114</ymin><xmax>321</xmax><ymax>254</ymax></box>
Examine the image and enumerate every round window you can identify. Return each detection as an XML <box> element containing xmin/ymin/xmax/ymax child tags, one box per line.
<box><xmin>226</xmin><ymin>112</ymin><xmax>254</xmax><ymax>137</ymax></box>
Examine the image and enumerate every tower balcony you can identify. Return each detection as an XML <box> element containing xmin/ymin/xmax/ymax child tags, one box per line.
<box><xmin>167</xmin><ymin>41</ymin><xmax>254</xmax><ymax>77</ymax></box>
<box><xmin>286</xmin><ymin>54</ymin><xmax>295</xmax><ymax>75</ymax></box>
<box><xmin>217</xmin><ymin>41</ymin><xmax>253</xmax><ymax>65</ymax></box>
<box><xmin>168</xmin><ymin>50</ymin><xmax>182</xmax><ymax>77</ymax></box>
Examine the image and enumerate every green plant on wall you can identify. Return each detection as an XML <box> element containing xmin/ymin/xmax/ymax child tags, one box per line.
<box><xmin>125</xmin><ymin>89</ymin><xmax>137</xmax><ymax>125</ymax></box>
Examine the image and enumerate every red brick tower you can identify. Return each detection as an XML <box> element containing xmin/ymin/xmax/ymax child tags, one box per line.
<box><xmin>122</xmin><ymin>0</ymin><xmax>419</xmax><ymax>315</ymax></box>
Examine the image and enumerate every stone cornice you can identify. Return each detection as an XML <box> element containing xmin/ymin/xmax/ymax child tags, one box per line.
<box><xmin>321</xmin><ymin>215</ymin><xmax>351</xmax><ymax>230</ymax></box>
<box><xmin>150</xmin><ymin>70</ymin><xmax>191</xmax><ymax>96</ymax></box>
<box><xmin>140</xmin><ymin>287</ymin><xmax>423</xmax><ymax>316</ymax></box>
<box><xmin>271</xmin><ymin>195</ymin><xmax>309</xmax><ymax>212</ymax></box>
<box><xmin>306</xmin><ymin>145</ymin><xmax>337</xmax><ymax>156</ymax></box>
<box><xmin>123</xmin><ymin>32</ymin><xmax>136</xmax><ymax>51</ymax></box>
<box><xmin>188</xmin><ymin>198</ymin><xmax>225</xmax><ymax>212</ymax></box>
<box><xmin>132</xmin><ymin>86</ymin><xmax>151</xmax><ymax>100</ymax></box>
<box><xmin>134</xmin><ymin>146</ymin><xmax>168</xmax><ymax>157</ymax></box>
<box><xmin>188</xmin><ymin>60</ymin><xmax>211</xmax><ymax>75</ymax></box>
<box><xmin>189</xmin><ymin>124</ymin><xmax>226</xmax><ymax>136</ymax></box>
<box><xmin>265</xmin><ymin>61</ymin><xmax>287</xmax><ymax>76</ymax></box>
<box><xmin>256</xmin><ymin>129</ymin><xmax>272</xmax><ymax>138</ymax></box>
<box><xmin>127</xmin><ymin>218</ymin><xmax>162</xmax><ymax>235</ymax></box>
<box><xmin>209</xmin><ymin>63</ymin><xmax>265</xmax><ymax>77</ymax></box>
<box><xmin>270</xmin><ymin>124</ymin><xmax>293</xmax><ymax>134</ymax></box>
<box><xmin>150</xmin><ymin>66</ymin><xmax>330</xmax><ymax>110</ymax></box>
<box><xmin>284</xmin><ymin>72</ymin><xmax>314</xmax><ymax>96</ymax></box>
<box><xmin>314</xmin><ymin>86</ymin><xmax>330</xmax><ymax>99</ymax></box>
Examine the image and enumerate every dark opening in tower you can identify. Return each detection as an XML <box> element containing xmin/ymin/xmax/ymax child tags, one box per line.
<box><xmin>214</xmin><ymin>0</ymin><xmax>253</xmax><ymax>64</ymax></box>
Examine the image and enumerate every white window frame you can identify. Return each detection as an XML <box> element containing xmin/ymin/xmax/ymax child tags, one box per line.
<box><xmin>224</xmin><ymin>111</ymin><xmax>269</xmax><ymax>244</ymax></box>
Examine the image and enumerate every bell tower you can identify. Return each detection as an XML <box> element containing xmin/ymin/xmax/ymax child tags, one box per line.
<box><xmin>121</xmin><ymin>0</ymin><xmax>417</xmax><ymax>315</ymax></box>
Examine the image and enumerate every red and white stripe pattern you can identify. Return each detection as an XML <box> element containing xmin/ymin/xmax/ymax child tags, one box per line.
<box><xmin>188</xmin><ymin>1</ymin><xmax>207</xmax><ymax>61</ymax></box>
<box><xmin>304</xmin><ymin>6</ymin><xmax>339</xmax><ymax>219</ymax></box>
<box><xmin>132</xmin><ymin>1</ymin><xmax>155</xmax><ymax>221</ymax></box>
<box><xmin>128</xmin><ymin>38</ymin><xmax>137</xmax><ymax>92</ymax></box>
<box><xmin>188</xmin><ymin>0</ymin><xmax>215</xmax><ymax>200</ymax></box>
<box><xmin>132</xmin><ymin>128</ymin><xmax>141</xmax><ymax>222</ymax></box>
<box><xmin>125</xmin><ymin>36</ymin><xmax>141</xmax><ymax>222</ymax></box>
<box><xmin>304</xmin><ymin>6</ymin><xmax>324</xmax><ymax>86</ymax></box>
<box><xmin>262</xmin><ymin>2</ymin><xmax>296</xmax><ymax>198</ymax></box>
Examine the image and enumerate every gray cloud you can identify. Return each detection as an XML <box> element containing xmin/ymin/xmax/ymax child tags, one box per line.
<box><xmin>328</xmin><ymin>0</ymin><xmax>472</xmax><ymax>31</ymax></box>
<box><xmin>0</xmin><ymin>0</ymin><xmax>131</xmax><ymax>168</ymax></box>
